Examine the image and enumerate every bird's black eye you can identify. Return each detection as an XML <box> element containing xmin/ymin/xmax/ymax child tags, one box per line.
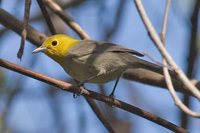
<box><xmin>51</xmin><ymin>40</ymin><xmax>58</xmax><ymax>46</ymax></box>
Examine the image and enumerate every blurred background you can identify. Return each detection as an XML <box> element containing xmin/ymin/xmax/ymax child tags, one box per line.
<box><xmin>0</xmin><ymin>0</ymin><xmax>200</xmax><ymax>133</ymax></box>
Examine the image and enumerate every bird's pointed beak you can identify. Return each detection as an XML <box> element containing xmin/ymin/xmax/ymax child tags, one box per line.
<box><xmin>32</xmin><ymin>46</ymin><xmax>47</xmax><ymax>54</ymax></box>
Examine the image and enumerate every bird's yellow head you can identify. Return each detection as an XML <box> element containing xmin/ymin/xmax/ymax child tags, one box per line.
<box><xmin>32</xmin><ymin>34</ymin><xmax>79</xmax><ymax>59</ymax></box>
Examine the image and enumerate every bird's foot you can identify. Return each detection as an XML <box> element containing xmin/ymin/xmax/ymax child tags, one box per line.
<box><xmin>109</xmin><ymin>91</ymin><xmax>115</xmax><ymax>98</ymax></box>
<box><xmin>107</xmin><ymin>92</ymin><xmax>116</xmax><ymax>107</ymax></box>
<box><xmin>73</xmin><ymin>83</ymin><xmax>84</xmax><ymax>98</ymax></box>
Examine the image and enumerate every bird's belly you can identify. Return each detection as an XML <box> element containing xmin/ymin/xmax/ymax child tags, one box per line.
<box><xmin>62</xmin><ymin>61</ymin><xmax>123</xmax><ymax>83</ymax></box>
<box><xmin>61</xmin><ymin>54</ymin><xmax>127</xmax><ymax>83</ymax></box>
<box><xmin>88</xmin><ymin>70</ymin><xmax>123</xmax><ymax>83</ymax></box>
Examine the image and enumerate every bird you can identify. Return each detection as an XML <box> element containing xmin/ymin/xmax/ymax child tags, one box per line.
<box><xmin>32</xmin><ymin>34</ymin><xmax>161</xmax><ymax>96</ymax></box>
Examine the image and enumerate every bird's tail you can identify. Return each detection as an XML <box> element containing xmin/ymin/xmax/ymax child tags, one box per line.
<box><xmin>130</xmin><ymin>56</ymin><xmax>172</xmax><ymax>75</ymax></box>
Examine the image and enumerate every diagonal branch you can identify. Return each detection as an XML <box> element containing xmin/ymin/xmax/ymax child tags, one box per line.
<box><xmin>37</xmin><ymin>0</ymin><xmax>57</xmax><ymax>34</ymax></box>
<box><xmin>85</xmin><ymin>98</ymin><xmax>115</xmax><ymax>133</ymax></box>
<box><xmin>17</xmin><ymin>0</ymin><xmax>31</xmax><ymax>59</ymax></box>
<box><xmin>43</xmin><ymin>0</ymin><xmax>90</xmax><ymax>40</ymax></box>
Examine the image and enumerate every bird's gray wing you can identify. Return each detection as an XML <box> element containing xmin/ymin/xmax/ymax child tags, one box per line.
<box><xmin>68</xmin><ymin>40</ymin><xmax>144</xmax><ymax>57</ymax></box>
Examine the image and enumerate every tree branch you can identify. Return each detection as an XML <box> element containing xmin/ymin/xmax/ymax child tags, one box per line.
<box><xmin>85</xmin><ymin>98</ymin><xmax>115</xmax><ymax>133</ymax></box>
<box><xmin>37</xmin><ymin>0</ymin><xmax>57</xmax><ymax>34</ymax></box>
<box><xmin>17</xmin><ymin>0</ymin><xmax>32</xmax><ymax>59</ymax></box>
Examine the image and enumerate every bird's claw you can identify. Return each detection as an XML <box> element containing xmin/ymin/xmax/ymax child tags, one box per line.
<box><xmin>109</xmin><ymin>92</ymin><xmax>115</xmax><ymax>98</ymax></box>
<box><xmin>73</xmin><ymin>84</ymin><xmax>84</xmax><ymax>98</ymax></box>
<box><xmin>106</xmin><ymin>93</ymin><xmax>115</xmax><ymax>107</ymax></box>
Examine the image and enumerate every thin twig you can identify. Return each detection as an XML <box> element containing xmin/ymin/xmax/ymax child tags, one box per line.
<box><xmin>37</xmin><ymin>0</ymin><xmax>57</xmax><ymax>34</ymax></box>
<box><xmin>134</xmin><ymin>0</ymin><xmax>200</xmax><ymax>100</ymax></box>
<box><xmin>17</xmin><ymin>0</ymin><xmax>31</xmax><ymax>59</ymax></box>
<box><xmin>0</xmin><ymin>58</ymin><xmax>188</xmax><ymax>133</ymax></box>
<box><xmin>160</xmin><ymin>0</ymin><xmax>200</xmax><ymax>117</ymax></box>
<box><xmin>44</xmin><ymin>0</ymin><xmax>90</xmax><ymax>40</ymax></box>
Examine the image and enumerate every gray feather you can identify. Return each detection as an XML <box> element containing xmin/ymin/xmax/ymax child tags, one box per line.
<box><xmin>68</xmin><ymin>40</ymin><xmax>144</xmax><ymax>57</ymax></box>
